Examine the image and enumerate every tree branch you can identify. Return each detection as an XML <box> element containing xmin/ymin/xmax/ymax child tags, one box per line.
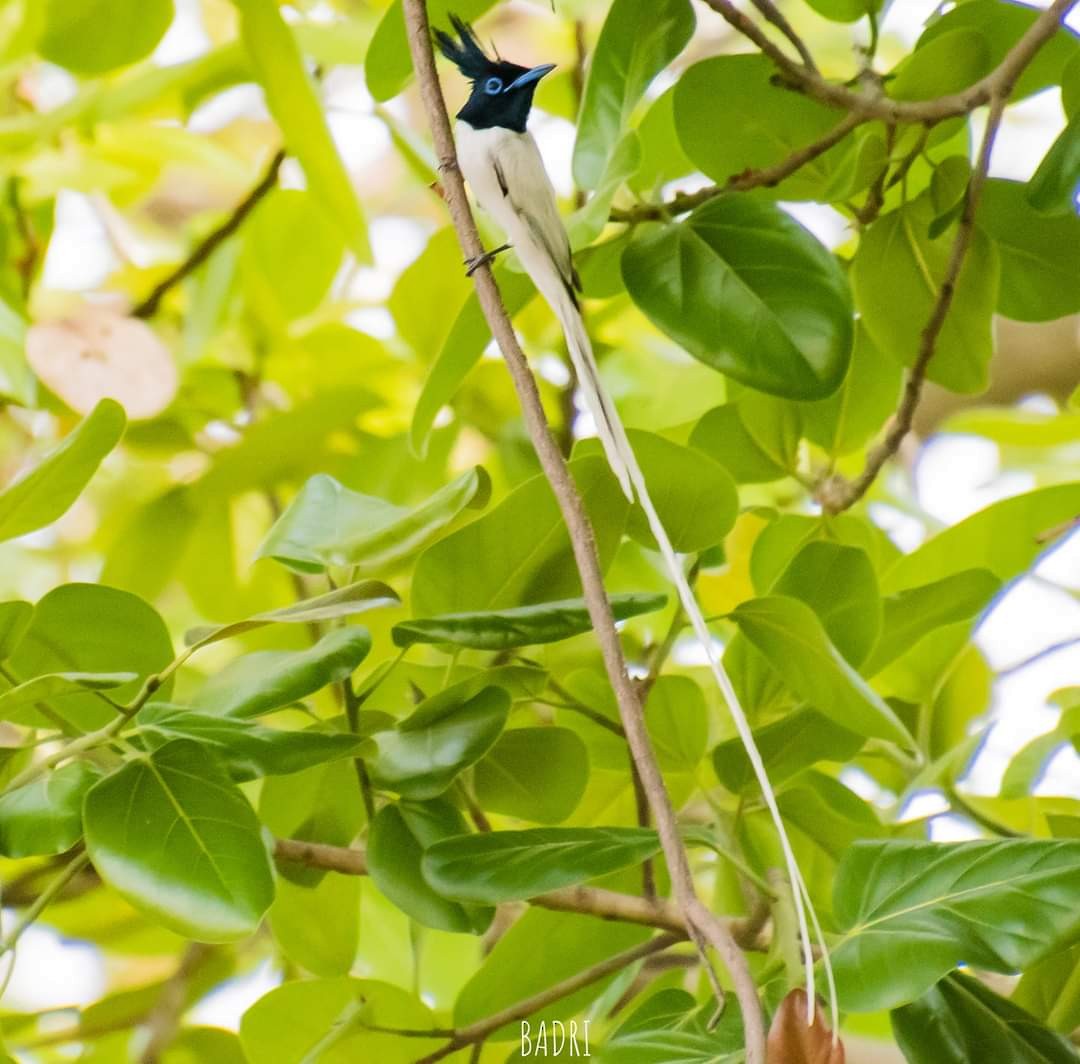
<box><xmin>818</xmin><ymin>94</ymin><xmax>1007</xmax><ymax>514</ymax></box>
<box><xmin>401</xmin><ymin>3</ymin><xmax>765</xmax><ymax>1057</ymax></box>
<box><xmin>137</xmin><ymin>943</ymin><xmax>215</xmax><ymax>1064</ymax></box>
<box><xmin>413</xmin><ymin>933</ymin><xmax>682</xmax><ymax>1064</ymax></box>
<box><xmin>272</xmin><ymin>837</ymin><xmax>774</xmax><ymax>948</ymax></box>
<box><xmin>610</xmin><ymin>111</ymin><xmax>861</xmax><ymax>223</ymax></box>
<box><xmin>132</xmin><ymin>148</ymin><xmax>286</xmax><ymax>319</ymax></box>
<box><xmin>748</xmin><ymin>0</ymin><xmax>818</xmax><ymax>71</ymax></box>
<box><xmin>702</xmin><ymin>0</ymin><xmax>1079</xmax><ymax>123</ymax></box>
<box><xmin>274</xmin><ymin>836</ymin><xmax>368</xmax><ymax>874</ymax></box>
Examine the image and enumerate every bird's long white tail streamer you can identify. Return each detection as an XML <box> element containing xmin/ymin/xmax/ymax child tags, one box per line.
<box><xmin>555</xmin><ymin>294</ymin><xmax>836</xmax><ymax>1026</ymax></box>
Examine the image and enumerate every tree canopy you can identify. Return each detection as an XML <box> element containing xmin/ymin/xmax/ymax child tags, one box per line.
<box><xmin>1</xmin><ymin>0</ymin><xmax>1080</xmax><ymax>1061</ymax></box>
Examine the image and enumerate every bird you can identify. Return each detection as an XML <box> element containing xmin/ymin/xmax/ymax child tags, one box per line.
<box><xmin>434</xmin><ymin>14</ymin><xmax>832</xmax><ymax>1018</ymax></box>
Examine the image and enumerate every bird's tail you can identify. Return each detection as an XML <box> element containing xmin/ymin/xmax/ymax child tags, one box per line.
<box><xmin>556</xmin><ymin>290</ymin><xmax>836</xmax><ymax>1026</ymax></box>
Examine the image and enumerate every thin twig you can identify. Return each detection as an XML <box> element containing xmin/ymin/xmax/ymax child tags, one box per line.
<box><xmin>702</xmin><ymin>0</ymin><xmax>1079</xmax><ymax>123</ymax></box>
<box><xmin>610</xmin><ymin>111</ymin><xmax>861</xmax><ymax>223</ymax></box>
<box><xmin>402</xmin><ymin>4</ymin><xmax>766</xmax><ymax>1058</ymax></box>
<box><xmin>748</xmin><ymin>0</ymin><xmax>818</xmax><ymax>71</ymax></box>
<box><xmin>818</xmin><ymin>95</ymin><xmax>1008</xmax><ymax>514</ymax></box>
<box><xmin>0</xmin><ymin>852</ymin><xmax>89</xmax><ymax>958</ymax></box>
<box><xmin>132</xmin><ymin>149</ymin><xmax>286</xmax><ymax>319</ymax></box>
<box><xmin>413</xmin><ymin>934</ymin><xmax>681</xmax><ymax>1063</ymax></box>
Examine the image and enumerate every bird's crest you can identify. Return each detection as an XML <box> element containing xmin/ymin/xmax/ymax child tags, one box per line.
<box><xmin>434</xmin><ymin>14</ymin><xmax>492</xmax><ymax>81</ymax></box>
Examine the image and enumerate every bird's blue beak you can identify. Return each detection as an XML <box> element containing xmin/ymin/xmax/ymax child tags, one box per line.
<box><xmin>505</xmin><ymin>63</ymin><xmax>556</xmax><ymax>92</ymax></box>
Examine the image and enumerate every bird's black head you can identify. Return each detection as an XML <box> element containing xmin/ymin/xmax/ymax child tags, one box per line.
<box><xmin>434</xmin><ymin>14</ymin><xmax>554</xmax><ymax>134</ymax></box>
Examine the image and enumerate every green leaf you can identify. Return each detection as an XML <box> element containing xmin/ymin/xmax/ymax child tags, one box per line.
<box><xmin>1013</xmin><ymin>943</ymin><xmax>1080</xmax><ymax>1033</ymax></box>
<box><xmin>623</xmin><ymin>197</ymin><xmax>853</xmax><ymax>400</ymax></box>
<box><xmin>832</xmin><ymin>839</ymin><xmax>1080</xmax><ymax>1011</ymax></box>
<box><xmin>84</xmin><ymin>739</ymin><xmax>275</xmax><ymax>941</ymax></box>
<box><xmin>392</xmin><ymin>592</ymin><xmax>665</xmax><ymax>651</ymax></box>
<box><xmin>596</xmin><ymin>987</ymin><xmax>744</xmax><ymax>1063</ymax></box>
<box><xmin>568</xmin><ymin>133</ymin><xmax>643</xmax><ymax>249</ymax></box>
<box><xmin>1028</xmin><ymin>106</ymin><xmax>1080</xmax><ymax>216</ymax></box>
<box><xmin>368</xmin><ymin>684</ymin><xmax>510</xmax><ymax>799</ymax></box>
<box><xmin>642</xmin><ymin>675</ymin><xmax>708</xmax><ymax>776</ymax></box>
<box><xmin>770</xmin><ymin>541</ymin><xmax>881</xmax><ymax>666</ymax></box>
<box><xmin>412</xmin><ymin>456</ymin><xmax>629</xmax><ymax>616</ymax></box>
<box><xmin>9</xmin><ymin>583</ymin><xmax>173</xmax><ymax>731</ymax></box>
<box><xmin>235</xmin><ymin>0</ymin><xmax>369</xmax><ymax>260</ymax></box>
<box><xmin>257</xmin><ymin>467</ymin><xmax>489</xmax><ymax>574</ymax></box>
<box><xmin>882</xmin><ymin>482</ymin><xmax>1080</xmax><ymax>592</ymax></box>
<box><xmin>39</xmin><ymin>0</ymin><xmax>173</xmax><ymax>75</ymax></box>
<box><xmin>366</xmin><ymin>0</ymin><xmax>496</xmax><ymax>101</ymax></box>
<box><xmin>137</xmin><ymin>704</ymin><xmax>369</xmax><ymax>782</ymax></box>
<box><xmin>0</xmin><ymin>399</ymin><xmax>125</xmax><ymax>543</ymax></box>
<box><xmin>474</xmin><ymin>726</ymin><xmax>589</xmax><ymax>824</ymax></box>
<box><xmin>918</xmin><ymin>0</ymin><xmax>1080</xmax><ymax>103</ymax></box>
<box><xmin>629</xmin><ymin>86</ymin><xmax>694</xmax><ymax>195</ymax></box>
<box><xmin>184</xmin><ymin>579</ymin><xmax>398</xmax><ymax>648</ymax></box>
<box><xmin>269</xmin><ymin>872</ymin><xmax>360</xmax><ymax>978</ymax></box>
<box><xmin>192</xmin><ymin>627</ymin><xmax>372</xmax><ymax>718</ymax></box>
<box><xmin>241</xmin><ymin>190</ymin><xmax>345</xmax><ymax>323</ymax></box>
<box><xmin>581</xmin><ymin>429</ymin><xmax>738</xmax><ymax>552</ymax></box>
<box><xmin>0</xmin><ymin>601</ymin><xmax>31</xmax><ymax>661</ymax></box>
<box><xmin>389</xmin><ymin>227</ymin><xmax>472</xmax><ymax>357</ymax></box>
<box><xmin>0</xmin><ymin>671</ymin><xmax>136</xmax><ymax>725</ymax></box>
<box><xmin>853</xmin><ymin>193</ymin><xmax>999</xmax><ymax>394</ymax></box>
<box><xmin>409</xmin><ymin>267</ymin><xmax>535</xmax><ymax>459</ymax></box>
<box><xmin>863</xmin><ymin>568</ymin><xmax>1001</xmax><ymax>676</ymax></box>
<box><xmin>712</xmin><ymin>708</ymin><xmax>863</xmax><ymax>794</ymax></box>
<box><xmin>979</xmin><ymin>178</ymin><xmax>1080</xmax><ymax>321</ymax></box>
<box><xmin>778</xmin><ymin>770</ymin><xmax>884</xmax><ymax>861</ymax></box>
<box><xmin>0</xmin><ymin>761</ymin><xmax>100</xmax><ymax>857</ymax></box>
<box><xmin>892</xmin><ymin>972</ymin><xmax>1080</xmax><ymax>1063</ymax></box>
<box><xmin>240</xmin><ymin>978</ymin><xmax>439</xmax><ymax>1063</ymax></box>
<box><xmin>802</xmin><ymin>0</ymin><xmax>882</xmax><ymax>23</ymax></box>
<box><xmin>572</xmin><ymin>0</ymin><xmax>694</xmax><ymax>189</ymax></box>
<box><xmin>729</xmin><ymin>596</ymin><xmax>912</xmax><ymax>746</ymax></box>
<box><xmin>800</xmin><ymin>323</ymin><xmax>902</xmax><ymax>458</ymax></box>
<box><xmin>929</xmin><ymin>155</ymin><xmax>974</xmax><ymax>239</ymax></box>
<box><xmin>367</xmin><ymin>799</ymin><xmax>492</xmax><ymax>933</ymax></box>
<box><xmin>422</xmin><ymin>826</ymin><xmax>661</xmax><ymax>904</ymax></box>
<box><xmin>690</xmin><ymin>395</ymin><xmax>801</xmax><ymax>484</ymax></box>
<box><xmin>674</xmin><ymin>55</ymin><xmax>852</xmax><ymax>200</ymax></box>
<box><xmin>749</xmin><ymin>511</ymin><xmax>899</xmax><ymax>591</ymax></box>
<box><xmin>889</xmin><ymin>29</ymin><xmax>991</xmax><ymax>101</ymax></box>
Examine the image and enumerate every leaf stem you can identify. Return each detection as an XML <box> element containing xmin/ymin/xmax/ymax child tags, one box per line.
<box><xmin>0</xmin><ymin>851</ymin><xmax>90</xmax><ymax>958</ymax></box>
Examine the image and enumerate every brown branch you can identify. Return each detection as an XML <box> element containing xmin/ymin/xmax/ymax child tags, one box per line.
<box><xmin>702</xmin><ymin>0</ymin><xmax>1079</xmax><ymax>123</ymax></box>
<box><xmin>402</xmin><ymin>3</ymin><xmax>766</xmax><ymax>1058</ymax></box>
<box><xmin>610</xmin><ymin>111</ymin><xmax>861</xmax><ymax>223</ymax></box>
<box><xmin>748</xmin><ymin>0</ymin><xmax>818</xmax><ymax>71</ymax></box>
<box><xmin>274</xmin><ymin>836</ymin><xmax>367</xmax><ymax>874</ymax></box>
<box><xmin>818</xmin><ymin>94</ymin><xmax>1008</xmax><ymax>514</ymax></box>
<box><xmin>137</xmin><ymin>943</ymin><xmax>215</xmax><ymax>1064</ymax></box>
<box><xmin>272</xmin><ymin>837</ymin><xmax>771</xmax><ymax>948</ymax></box>
<box><xmin>414</xmin><ymin>933</ymin><xmax>681</xmax><ymax>1064</ymax></box>
<box><xmin>132</xmin><ymin>148</ymin><xmax>286</xmax><ymax>319</ymax></box>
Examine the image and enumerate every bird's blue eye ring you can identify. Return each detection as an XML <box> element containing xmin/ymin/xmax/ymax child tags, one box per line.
<box><xmin>483</xmin><ymin>76</ymin><xmax>503</xmax><ymax>95</ymax></box>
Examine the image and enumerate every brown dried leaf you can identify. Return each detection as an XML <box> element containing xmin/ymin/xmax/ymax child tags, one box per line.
<box><xmin>767</xmin><ymin>989</ymin><xmax>845</xmax><ymax>1064</ymax></box>
<box><xmin>27</xmin><ymin>305</ymin><xmax>177</xmax><ymax>420</ymax></box>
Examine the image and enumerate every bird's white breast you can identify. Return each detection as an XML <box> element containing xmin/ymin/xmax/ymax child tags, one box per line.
<box><xmin>455</xmin><ymin>123</ymin><xmax>548</xmax><ymax>241</ymax></box>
